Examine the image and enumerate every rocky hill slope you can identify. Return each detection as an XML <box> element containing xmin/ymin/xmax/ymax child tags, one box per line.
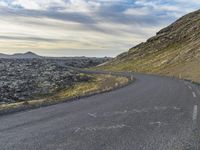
<box><xmin>100</xmin><ymin>9</ymin><xmax>200</xmax><ymax>83</ymax></box>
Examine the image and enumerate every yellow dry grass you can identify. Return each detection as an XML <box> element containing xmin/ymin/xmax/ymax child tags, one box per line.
<box><xmin>0</xmin><ymin>75</ymin><xmax>129</xmax><ymax>112</ymax></box>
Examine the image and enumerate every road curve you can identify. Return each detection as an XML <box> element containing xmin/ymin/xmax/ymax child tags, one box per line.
<box><xmin>0</xmin><ymin>73</ymin><xmax>200</xmax><ymax>150</ymax></box>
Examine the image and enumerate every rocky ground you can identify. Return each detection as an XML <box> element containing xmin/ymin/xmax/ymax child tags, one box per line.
<box><xmin>0</xmin><ymin>58</ymin><xmax>108</xmax><ymax>103</ymax></box>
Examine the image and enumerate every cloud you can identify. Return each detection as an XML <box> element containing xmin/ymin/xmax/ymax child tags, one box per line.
<box><xmin>61</xmin><ymin>0</ymin><xmax>101</xmax><ymax>13</ymax></box>
<box><xmin>133</xmin><ymin>0</ymin><xmax>200</xmax><ymax>18</ymax></box>
<box><xmin>0</xmin><ymin>0</ymin><xmax>199</xmax><ymax>57</ymax></box>
<box><xmin>0</xmin><ymin>1</ymin><xmax>8</xmax><ymax>7</ymax></box>
<box><xmin>11</xmin><ymin>0</ymin><xmax>66</xmax><ymax>10</ymax></box>
<box><xmin>123</xmin><ymin>7</ymin><xmax>150</xmax><ymax>16</ymax></box>
<box><xmin>0</xmin><ymin>35</ymin><xmax>63</xmax><ymax>42</ymax></box>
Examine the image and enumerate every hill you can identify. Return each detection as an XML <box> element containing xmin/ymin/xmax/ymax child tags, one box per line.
<box><xmin>0</xmin><ymin>51</ymin><xmax>42</xmax><ymax>59</ymax></box>
<box><xmin>0</xmin><ymin>52</ymin><xmax>111</xmax><ymax>66</ymax></box>
<box><xmin>99</xmin><ymin>9</ymin><xmax>200</xmax><ymax>83</ymax></box>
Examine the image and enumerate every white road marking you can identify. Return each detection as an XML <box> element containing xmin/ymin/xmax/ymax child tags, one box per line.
<box><xmin>188</xmin><ymin>85</ymin><xmax>192</xmax><ymax>89</ymax></box>
<box><xmin>88</xmin><ymin>113</ymin><xmax>97</xmax><ymax>118</ymax></box>
<box><xmin>193</xmin><ymin>105</ymin><xmax>198</xmax><ymax>121</ymax></box>
<box><xmin>74</xmin><ymin>124</ymin><xmax>129</xmax><ymax>133</ymax></box>
<box><xmin>86</xmin><ymin>124</ymin><xmax>128</xmax><ymax>131</ymax></box>
<box><xmin>103</xmin><ymin>109</ymin><xmax>147</xmax><ymax>117</ymax></box>
<box><xmin>154</xmin><ymin>106</ymin><xmax>180</xmax><ymax>111</ymax></box>
<box><xmin>102</xmin><ymin>107</ymin><xmax>180</xmax><ymax>118</ymax></box>
<box><xmin>114</xmin><ymin>110</ymin><xmax>128</xmax><ymax>115</ymax></box>
<box><xmin>173</xmin><ymin>106</ymin><xmax>181</xmax><ymax>110</ymax></box>
<box><xmin>149</xmin><ymin>122</ymin><xmax>167</xmax><ymax>127</ymax></box>
<box><xmin>192</xmin><ymin>92</ymin><xmax>197</xmax><ymax>98</ymax></box>
<box><xmin>154</xmin><ymin>106</ymin><xmax>167</xmax><ymax>110</ymax></box>
<box><xmin>74</xmin><ymin>128</ymin><xmax>81</xmax><ymax>133</ymax></box>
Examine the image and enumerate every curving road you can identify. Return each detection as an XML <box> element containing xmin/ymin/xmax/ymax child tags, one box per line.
<box><xmin>0</xmin><ymin>73</ymin><xmax>200</xmax><ymax>150</ymax></box>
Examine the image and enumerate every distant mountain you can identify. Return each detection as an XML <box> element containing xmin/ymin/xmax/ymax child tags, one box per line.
<box><xmin>0</xmin><ymin>52</ymin><xmax>42</xmax><ymax>59</ymax></box>
<box><xmin>99</xmin><ymin>9</ymin><xmax>200</xmax><ymax>83</ymax></box>
<box><xmin>0</xmin><ymin>53</ymin><xmax>9</xmax><ymax>58</ymax></box>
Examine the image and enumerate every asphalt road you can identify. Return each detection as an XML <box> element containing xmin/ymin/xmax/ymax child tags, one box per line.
<box><xmin>0</xmin><ymin>73</ymin><xmax>200</xmax><ymax>150</ymax></box>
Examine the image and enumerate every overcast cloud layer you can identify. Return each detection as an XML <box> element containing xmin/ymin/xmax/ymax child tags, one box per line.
<box><xmin>0</xmin><ymin>0</ymin><xmax>199</xmax><ymax>57</ymax></box>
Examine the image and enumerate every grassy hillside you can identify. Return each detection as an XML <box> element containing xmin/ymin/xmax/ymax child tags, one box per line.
<box><xmin>98</xmin><ymin>9</ymin><xmax>200</xmax><ymax>83</ymax></box>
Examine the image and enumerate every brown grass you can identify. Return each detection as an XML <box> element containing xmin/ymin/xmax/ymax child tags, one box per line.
<box><xmin>0</xmin><ymin>74</ymin><xmax>129</xmax><ymax>113</ymax></box>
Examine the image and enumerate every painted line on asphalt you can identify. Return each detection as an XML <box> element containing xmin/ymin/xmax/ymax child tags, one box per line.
<box><xmin>192</xmin><ymin>92</ymin><xmax>197</xmax><ymax>98</ymax></box>
<box><xmin>188</xmin><ymin>85</ymin><xmax>192</xmax><ymax>90</ymax></box>
<box><xmin>74</xmin><ymin>128</ymin><xmax>81</xmax><ymax>133</ymax></box>
<box><xmin>193</xmin><ymin>105</ymin><xmax>198</xmax><ymax>121</ymax></box>
<box><xmin>73</xmin><ymin>124</ymin><xmax>129</xmax><ymax>133</ymax></box>
<box><xmin>88</xmin><ymin>113</ymin><xmax>97</xmax><ymax>118</ymax></box>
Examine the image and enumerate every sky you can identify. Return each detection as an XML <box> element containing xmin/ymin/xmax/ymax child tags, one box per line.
<box><xmin>0</xmin><ymin>0</ymin><xmax>199</xmax><ymax>57</ymax></box>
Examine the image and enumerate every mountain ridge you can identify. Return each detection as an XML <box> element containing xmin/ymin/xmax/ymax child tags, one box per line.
<box><xmin>0</xmin><ymin>51</ymin><xmax>42</xmax><ymax>59</ymax></box>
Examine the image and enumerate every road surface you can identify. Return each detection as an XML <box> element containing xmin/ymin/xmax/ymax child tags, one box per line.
<box><xmin>0</xmin><ymin>73</ymin><xmax>200</xmax><ymax>150</ymax></box>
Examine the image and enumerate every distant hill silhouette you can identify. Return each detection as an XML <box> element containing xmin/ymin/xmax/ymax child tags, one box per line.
<box><xmin>0</xmin><ymin>51</ymin><xmax>42</xmax><ymax>59</ymax></box>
